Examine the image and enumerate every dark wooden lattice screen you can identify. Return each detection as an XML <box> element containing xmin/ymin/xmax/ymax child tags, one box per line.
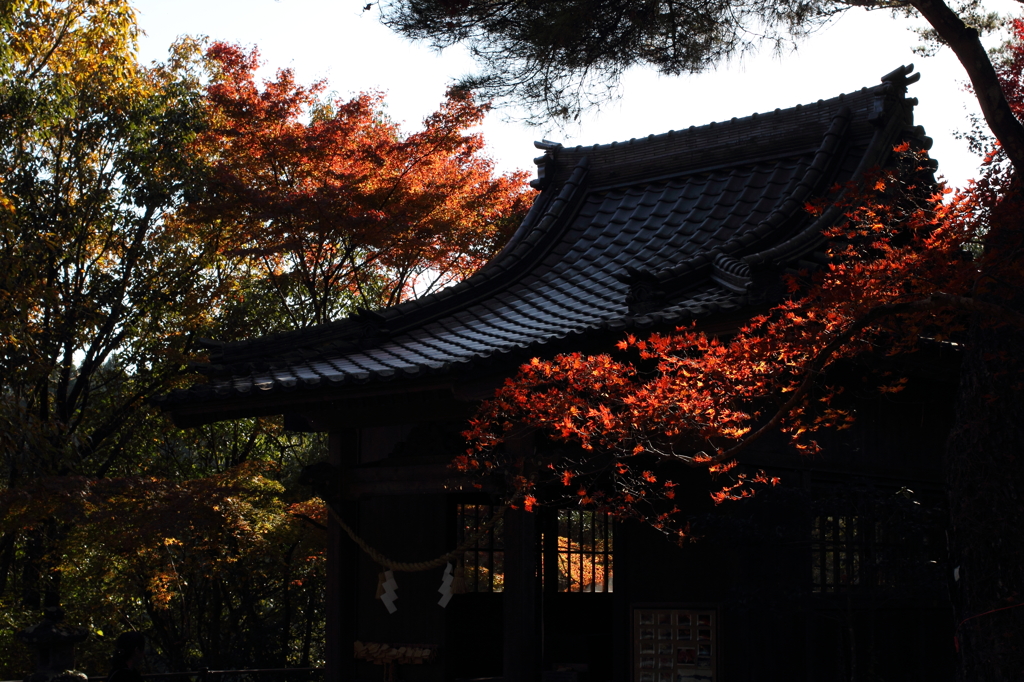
<box><xmin>811</xmin><ymin>515</ymin><xmax>867</xmax><ymax>592</ymax></box>
<box><xmin>456</xmin><ymin>503</ymin><xmax>504</xmax><ymax>592</ymax></box>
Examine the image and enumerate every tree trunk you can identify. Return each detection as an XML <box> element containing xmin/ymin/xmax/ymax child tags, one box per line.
<box><xmin>300</xmin><ymin>586</ymin><xmax>315</xmax><ymax>667</ymax></box>
<box><xmin>946</xmin><ymin>319</ymin><xmax>1024</xmax><ymax>680</ymax></box>
<box><xmin>902</xmin><ymin>3</ymin><xmax>1024</xmax><ymax>678</ymax></box>
<box><xmin>19</xmin><ymin>528</ymin><xmax>41</xmax><ymax>610</ymax></box>
<box><xmin>945</xmin><ymin>201</ymin><xmax>1024</xmax><ymax>679</ymax></box>
<box><xmin>0</xmin><ymin>532</ymin><xmax>16</xmax><ymax>597</ymax></box>
<box><xmin>910</xmin><ymin>0</ymin><xmax>1024</xmax><ymax>175</ymax></box>
<box><xmin>20</xmin><ymin>523</ymin><xmax>61</xmax><ymax>610</ymax></box>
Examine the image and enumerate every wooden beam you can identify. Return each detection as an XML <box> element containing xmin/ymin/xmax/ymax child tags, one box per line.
<box><xmin>503</xmin><ymin>506</ymin><xmax>540</xmax><ymax>681</ymax></box>
<box><xmin>326</xmin><ymin>430</ymin><xmax>359</xmax><ymax>682</ymax></box>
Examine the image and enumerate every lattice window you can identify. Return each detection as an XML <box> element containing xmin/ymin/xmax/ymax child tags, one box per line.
<box><xmin>811</xmin><ymin>515</ymin><xmax>868</xmax><ymax>592</ymax></box>
<box><xmin>551</xmin><ymin>510</ymin><xmax>614</xmax><ymax>593</ymax></box>
<box><xmin>456</xmin><ymin>503</ymin><xmax>504</xmax><ymax>592</ymax></box>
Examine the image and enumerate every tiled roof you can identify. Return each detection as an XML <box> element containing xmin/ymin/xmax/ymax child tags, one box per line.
<box><xmin>157</xmin><ymin>65</ymin><xmax>931</xmax><ymax>425</ymax></box>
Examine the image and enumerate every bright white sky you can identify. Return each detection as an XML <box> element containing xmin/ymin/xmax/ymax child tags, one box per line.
<box><xmin>133</xmin><ymin>0</ymin><xmax>1017</xmax><ymax>191</ymax></box>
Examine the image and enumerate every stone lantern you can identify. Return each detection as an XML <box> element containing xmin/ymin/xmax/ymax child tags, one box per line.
<box><xmin>16</xmin><ymin>607</ymin><xmax>89</xmax><ymax>682</ymax></box>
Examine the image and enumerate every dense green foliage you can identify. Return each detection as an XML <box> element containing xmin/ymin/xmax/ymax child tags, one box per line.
<box><xmin>0</xmin><ymin>2</ymin><xmax>326</xmax><ymax>671</ymax></box>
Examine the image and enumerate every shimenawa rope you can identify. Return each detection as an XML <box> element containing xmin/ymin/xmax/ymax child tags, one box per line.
<box><xmin>324</xmin><ymin>499</ymin><xmax>506</xmax><ymax>573</ymax></box>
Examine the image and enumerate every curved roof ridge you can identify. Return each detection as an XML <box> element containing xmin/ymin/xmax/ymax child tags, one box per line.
<box><xmin>534</xmin><ymin>64</ymin><xmax>921</xmax><ymax>191</ymax></box>
<box><xmin>621</xmin><ymin>104</ymin><xmax>853</xmax><ymax>296</ymax></box>
<box><xmin>746</xmin><ymin>73</ymin><xmax>931</xmax><ymax>269</ymax></box>
<box><xmin>570</xmin><ymin>92</ymin><xmax>856</xmax><ymax>155</ymax></box>
<box><xmin>206</xmin><ymin>157</ymin><xmax>592</xmax><ymax>367</ymax></box>
<box><xmin>554</xmin><ymin>62</ymin><xmax>920</xmax><ymax>158</ymax></box>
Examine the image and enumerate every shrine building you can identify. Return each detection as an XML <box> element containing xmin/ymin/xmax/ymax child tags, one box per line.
<box><xmin>157</xmin><ymin>64</ymin><xmax>955</xmax><ymax>682</ymax></box>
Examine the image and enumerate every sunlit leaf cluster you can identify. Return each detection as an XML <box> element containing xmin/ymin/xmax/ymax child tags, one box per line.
<box><xmin>189</xmin><ymin>43</ymin><xmax>533</xmax><ymax>327</ymax></box>
<box><xmin>0</xmin><ymin>461</ymin><xmax>328</xmax><ymax>671</ymax></box>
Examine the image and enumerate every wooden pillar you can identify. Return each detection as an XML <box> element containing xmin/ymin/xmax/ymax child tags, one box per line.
<box><xmin>326</xmin><ymin>430</ymin><xmax>359</xmax><ymax>682</ymax></box>
<box><xmin>504</xmin><ymin>506</ymin><xmax>540</xmax><ymax>682</ymax></box>
<box><xmin>612</xmin><ymin>519</ymin><xmax>629</xmax><ymax>682</ymax></box>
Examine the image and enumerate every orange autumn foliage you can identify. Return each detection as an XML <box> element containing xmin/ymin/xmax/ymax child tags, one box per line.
<box><xmin>191</xmin><ymin>43</ymin><xmax>533</xmax><ymax>326</ymax></box>
<box><xmin>556</xmin><ymin>535</ymin><xmax>611</xmax><ymax>592</ymax></box>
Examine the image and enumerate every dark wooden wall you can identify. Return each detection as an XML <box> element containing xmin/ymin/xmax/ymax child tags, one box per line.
<box><xmin>321</xmin><ymin>367</ymin><xmax>956</xmax><ymax>682</ymax></box>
